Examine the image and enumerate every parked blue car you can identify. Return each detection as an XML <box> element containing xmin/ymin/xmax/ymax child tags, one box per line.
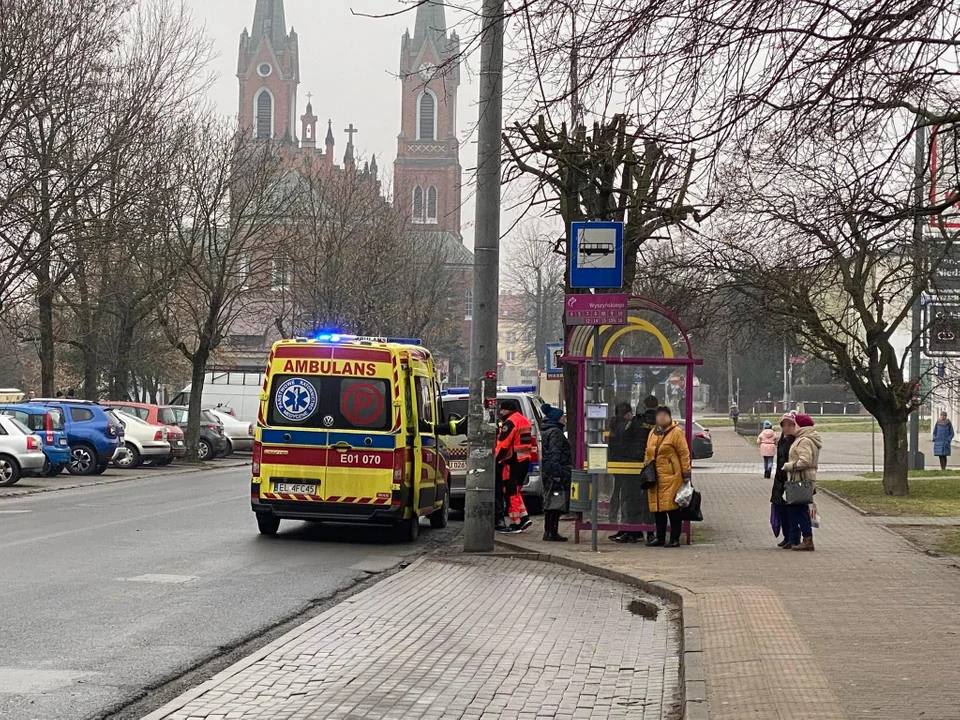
<box><xmin>0</xmin><ymin>404</ymin><xmax>72</xmax><ymax>476</ymax></box>
<box><xmin>27</xmin><ymin>400</ymin><xmax>122</xmax><ymax>476</ymax></box>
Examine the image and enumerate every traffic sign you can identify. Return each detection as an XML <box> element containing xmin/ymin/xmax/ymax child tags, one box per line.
<box><xmin>545</xmin><ymin>342</ymin><xmax>564</xmax><ymax>380</ymax></box>
<box><xmin>926</xmin><ymin>303</ymin><xmax>960</xmax><ymax>355</ymax></box>
<box><xmin>565</xmin><ymin>294</ymin><xmax>629</xmax><ymax>326</ymax></box>
<box><xmin>570</xmin><ymin>222</ymin><xmax>624</xmax><ymax>289</ymax></box>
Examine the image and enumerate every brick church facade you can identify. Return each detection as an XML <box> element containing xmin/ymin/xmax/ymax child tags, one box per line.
<box><xmin>222</xmin><ymin>0</ymin><xmax>472</xmax><ymax>375</ymax></box>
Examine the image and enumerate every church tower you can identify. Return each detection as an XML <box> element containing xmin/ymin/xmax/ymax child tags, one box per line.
<box><xmin>237</xmin><ymin>0</ymin><xmax>300</xmax><ymax>143</ymax></box>
<box><xmin>394</xmin><ymin>0</ymin><xmax>462</xmax><ymax>239</ymax></box>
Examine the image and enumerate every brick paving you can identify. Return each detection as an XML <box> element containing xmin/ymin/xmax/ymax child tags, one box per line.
<box><xmin>502</xmin><ymin>427</ymin><xmax>960</xmax><ymax>720</ymax></box>
<box><xmin>145</xmin><ymin>557</ymin><xmax>681</xmax><ymax>720</ymax></box>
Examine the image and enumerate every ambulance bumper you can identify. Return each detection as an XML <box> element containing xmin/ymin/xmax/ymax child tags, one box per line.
<box><xmin>252</xmin><ymin>498</ymin><xmax>405</xmax><ymax>525</ymax></box>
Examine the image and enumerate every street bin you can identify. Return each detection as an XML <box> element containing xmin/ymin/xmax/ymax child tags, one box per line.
<box><xmin>570</xmin><ymin>470</ymin><xmax>592</xmax><ymax>513</ymax></box>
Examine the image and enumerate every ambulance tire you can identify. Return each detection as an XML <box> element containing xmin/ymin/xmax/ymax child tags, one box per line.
<box><xmin>396</xmin><ymin>512</ymin><xmax>419</xmax><ymax>543</ymax></box>
<box><xmin>430</xmin><ymin>484</ymin><xmax>450</xmax><ymax>529</ymax></box>
<box><xmin>257</xmin><ymin>514</ymin><xmax>281</xmax><ymax>535</ymax></box>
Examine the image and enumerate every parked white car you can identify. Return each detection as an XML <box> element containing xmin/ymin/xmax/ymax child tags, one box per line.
<box><xmin>0</xmin><ymin>415</ymin><xmax>46</xmax><ymax>486</ymax></box>
<box><xmin>208</xmin><ymin>408</ymin><xmax>254</xmax><ymax>453</ymax></box>
<box><xmin>109</xmin><ymin>410</ymin><xmax>172</xmax><ymax>469</ymax></box>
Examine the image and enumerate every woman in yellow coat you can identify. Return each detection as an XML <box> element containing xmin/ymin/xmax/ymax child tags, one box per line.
<box><xmin>644</xmin><ymin>406</ymin><xmax>692</xmax><ymax>547</ymax></box>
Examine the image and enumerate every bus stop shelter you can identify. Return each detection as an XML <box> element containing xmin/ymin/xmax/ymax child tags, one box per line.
<box><xmin>563</xmin><ymin>297</ymin><xmax>703</xmax><ymax>544</ymax></box>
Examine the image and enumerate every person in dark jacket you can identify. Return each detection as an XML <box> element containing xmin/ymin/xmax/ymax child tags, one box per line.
<box><xmin>608</xmin><ymin>402</ymin><xmax>637</xmax><ymax>536</ymax></box>
<box><xmin>613</xmin><ymin>395</ymin><xmax>659</xmax><ymax>543</ymax></box>
<box><xmin>540</xmin><ymin>404</ymin><xmax>572</xmax><ymax>542</ymax></box>
<box><xmin>771</xmin><ymin>413</ymin><xmax>796</xmax><ymax>548</ymax></box>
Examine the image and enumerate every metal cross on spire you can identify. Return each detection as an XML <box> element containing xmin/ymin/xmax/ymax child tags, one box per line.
<box><xmin>344</xmin><ymin>123</ymin><xmax>358</xmax><ymax>145</ymax></box>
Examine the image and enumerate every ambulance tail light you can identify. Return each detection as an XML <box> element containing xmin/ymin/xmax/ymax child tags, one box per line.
<box><xmin>393</xmin><ymin>448</ymin><xmax>405</xmax><ymax>482</ymax></box>
<box><xmin>252</xmin><ymin>441</ymin><xmax>262</xmax><ymax>477</ymax></box>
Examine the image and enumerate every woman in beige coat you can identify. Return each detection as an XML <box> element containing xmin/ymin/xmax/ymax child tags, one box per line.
<box><xmin>781</xmin><ymin>413</ymin><xmax>821</xmax><ymax>551</ymax></box>
<box><xmin>644</xmin><ymin>406</ymin><xmax>691</xmax><ymax>547</ymax></box>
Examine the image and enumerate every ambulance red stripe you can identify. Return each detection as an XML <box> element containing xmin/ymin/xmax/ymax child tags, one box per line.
<box><xmin>333</xmin><ymin>348</ymin><xmax>392</xmax><ymax>362</ymax></box>
<box><xmin>261</xmin><ymin>447</ymin><xmax>328</xmax><ymax>465</ymax></box>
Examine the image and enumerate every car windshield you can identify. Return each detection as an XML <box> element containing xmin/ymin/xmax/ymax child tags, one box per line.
<box><xmin>157</xmin><ymin>407</ymin><xmax>178</xmax><ymax>425</ymax></box>
<box><xmin>442</xmin><ymin>398</ymin><xmax>468</xmax><ymax>421</ymax></box>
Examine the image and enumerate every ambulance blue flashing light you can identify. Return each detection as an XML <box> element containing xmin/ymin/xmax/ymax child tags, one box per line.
<box><xmin>443</xmin><ymin>387</ymin><xmax>469</xmax><ymax>396</ymax></box>
<box><xmin>310</xmin><ymin>333</ymin><xmax>422</xmax><ymax>345</ymax></box>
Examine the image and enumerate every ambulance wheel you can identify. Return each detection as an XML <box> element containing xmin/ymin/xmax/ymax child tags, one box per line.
<box><xmin>396</xmin><ymin>512</ymin><xmax>419</xmax><ymax>542</ymax></box>
<box><xmin>430</xmin><ymin>485</ymin><xmax>450</xmax><ymax>529</ymax></box>
<box><xmin>257</xmin><ymin>514</ymin><xmax>280</xmax><ymax>535</ymax></box>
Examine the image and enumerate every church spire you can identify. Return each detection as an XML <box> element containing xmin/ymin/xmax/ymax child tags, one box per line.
<box><xmin>251</xmin><ymin>0</ymin><xmax>288</xmax><ymax>49</ymax></box>
<box><xmin>412</xmin><ymin>0</ymin><xmax>448</xmax><ymax>52</ymax></box>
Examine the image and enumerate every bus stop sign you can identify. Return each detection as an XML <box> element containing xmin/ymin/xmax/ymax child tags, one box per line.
<box><xmin>570</xmin><ymin>222</ymin><xmax>624</xmax><ymax>289</ymax></box>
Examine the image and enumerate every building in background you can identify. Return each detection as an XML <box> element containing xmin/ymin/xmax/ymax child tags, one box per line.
<box><xmin>498</xmin><ymin>295</ymin><xmax>539</xmax><ymax>388</ymax></box>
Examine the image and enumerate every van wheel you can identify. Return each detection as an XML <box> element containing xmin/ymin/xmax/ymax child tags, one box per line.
<box><xmin>430</xmin><ymin>484</ymin><xmax>450</xmax><ymax>529</ymax></box>
<box><xmin>396</xmin><ymin>511</ymin><xmax>420</xmax><ymax>542</ymax></box>
<box><xmin>257</xmin><ymin>514</ymin><xmax>280</xmax><ymax>535</ymax></box>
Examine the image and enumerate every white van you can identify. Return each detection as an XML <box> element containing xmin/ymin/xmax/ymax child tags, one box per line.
<box><xmin>170</xmin><ymin>371</ymin><xmax>264</xmax><ymax>424</ymax></box>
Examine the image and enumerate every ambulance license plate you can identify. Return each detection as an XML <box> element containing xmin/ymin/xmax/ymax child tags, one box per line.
<box><xmin>449</xmin><ymin>461</ymin><xmax>467</xmax><ymax>471</ymax></box>
<box><xmin>274</xmin><ymin>483</ymin><xmax>318</xmax><ymax>495</ymax></box>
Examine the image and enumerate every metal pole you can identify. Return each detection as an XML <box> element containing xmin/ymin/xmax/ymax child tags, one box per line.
<box><xmin>872</xmin><ymin>416</ymin><xmax>877</xmax><ymax>474</ymax></box>
<box><xmin>590</xmin><ymin>326</ymin><xmax>600</xmax><ymax>552</ymax></box>
<box><xmin>909</xmin><ymin>123</ymin><xmax>926</xmax><ymax>472</ymax></box>
<box><xmin>464</xmin><ymin>0</ymin><xmax>504</xmax><ymax>553</ymax></box>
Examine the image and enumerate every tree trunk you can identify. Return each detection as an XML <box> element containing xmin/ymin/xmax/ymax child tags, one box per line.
<box><xmin>880</xmin><ymin>419</ymin><xmax>910</xmax><ymax>496</ymax></box>
<box><xmin>38</xmin><ymin>286</ymin><xmax>55</xmax><ymax>396</ymax></box>
<box><xmin>111</xmin><ymin>320</ymin><xmax>136</xmax><ymax>401</ymax></box>
<box><xmin>184</xmin><ymin>348</ymin><xmax>209</xmax><ymax>463</ymax></box>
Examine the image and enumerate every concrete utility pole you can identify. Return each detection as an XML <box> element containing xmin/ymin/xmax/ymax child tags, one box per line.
<box><xmin>909</xmin><ymin>123</ymin><xmax>927</xmax><ymax>471</ymax></box>
<box><xmin>464</xmin><ymin>0</ymin><xmax>505</xmax><ymax>553</ymax></box>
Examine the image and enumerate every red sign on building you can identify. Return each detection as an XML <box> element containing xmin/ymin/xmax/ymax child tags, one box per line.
<box><xmin>565</xmin><ymin>294</ymin><xmax>629</xmax><ymax>326</ymax></box>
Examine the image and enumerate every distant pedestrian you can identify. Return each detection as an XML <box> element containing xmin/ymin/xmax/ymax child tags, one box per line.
<box><xmin>645</xmin><ymin>406</ymin><xmax>691</xmax><ymax>548</ymax></box>
<box><xmin>66</xmin><ymin>388</ymin><xmax>75</xmax><ymax>399</ymax></box>
<box><xmin>540</xmin><ymin>404</ymin><xmax>571</xmax><ymax>542</ymax></box>
<box><xmin>757</xmin><ymin>421</ymin><xmax>777</xmax><ymax>479</ymax></box>
<box><xmin>782</xmin><ymin>413</ymin><xmax>821</xmax><ymax>552</ymax></box>
<box><xmin>55</xmin><ymin>391</ymin><xmax>64</xmax><ymax>398</ymax></box>
<box><xmin>933</xmin><ymin>411</ymin><xmax>955</xmax><ymax>471</ymax></box>
<box><xmin>771</xmin><ymin>413</ymin><xmax>797</xmax><ymax>548</ymax></box>
<box><xmin>730</xmin><ymin>404</ymin><xmax>740</xmax><ymax>431</ymax></box>
<box><xmin>608</xmin><ymin>402</ymin><xmax>636</xmax><ymax>536</ymax></box>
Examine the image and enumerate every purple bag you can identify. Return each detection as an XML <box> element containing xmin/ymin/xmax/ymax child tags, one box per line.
<box><xmin>770</xmin><ymin>504</ymin><xmax>781</xmax><ymax>537</ymax></box>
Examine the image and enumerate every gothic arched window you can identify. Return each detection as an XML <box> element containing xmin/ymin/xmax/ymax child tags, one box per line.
<box><xmin>255</xmin><ymin>89</ymin><xmax>273</xmax><ymax>140</ymax></box>
<box><xmin>412</xmin><ymin>186</ymin><xmax>425</xmax><ymax>224</ymax></box>
<box><xmin>417</xmin><ymin>91</ymin><xmax>436</xmax><ymax>141</ymax></box>
<box><xmin>427</xmin><ymin>187</ymin><xmax>438</xmax><ymax>223</ymax></box>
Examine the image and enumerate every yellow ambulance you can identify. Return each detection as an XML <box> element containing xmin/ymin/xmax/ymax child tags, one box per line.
<box><xmin>250</xmin><ymin>335</ymin><xmax>463</xmax><ymax>541</ymax></box>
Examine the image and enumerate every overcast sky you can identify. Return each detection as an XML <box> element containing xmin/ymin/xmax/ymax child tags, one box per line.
<box><xmin>184</xmin><ymin>0</ymin><xmax>483</xmax><ymax>246</ymax></box>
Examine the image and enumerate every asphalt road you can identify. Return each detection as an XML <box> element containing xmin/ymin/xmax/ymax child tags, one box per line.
<box><xmin>0</xmin><ymin>466</ymin><xmax>459</xmax><ymax>720</ymax></box>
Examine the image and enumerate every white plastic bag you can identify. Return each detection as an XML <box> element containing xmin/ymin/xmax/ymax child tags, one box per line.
<box><xmin>810</xmin><ymin>502</ymin><xmax>821</xmax><ymax>528</ymax></box>
<box><xmin>675</xmin><ymin>481</ymin><xmax>693</xmax><ymax>508</ymax></box>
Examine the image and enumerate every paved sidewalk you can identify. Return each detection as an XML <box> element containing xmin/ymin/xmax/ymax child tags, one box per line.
<box><xmin>145</xmin><ymin>557</ymin><xmax>681</xmax><ymax>720</ymax></box>
<box><xmin>502</xmin><ymin>428</ymin><xmax>960</xmax><ymax>720</ymax></box>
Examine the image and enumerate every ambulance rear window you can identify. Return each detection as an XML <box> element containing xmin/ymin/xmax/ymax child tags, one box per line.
<box><xmin>268</xmin><ymin>374</ymin><xmax>391</xmax><ymax>431</ymax></box>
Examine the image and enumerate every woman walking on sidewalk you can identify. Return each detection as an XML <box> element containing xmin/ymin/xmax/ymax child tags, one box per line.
<box><xmin>933</xmin><ymin>411</ymin><xmax>955</xmax><ymax>471</ymax></box>
<box><xmin>540</xmin><ymin>404</ymin><xmax>572</xmax><ymax>542</ymax></box>
<box><xmin>757</xmin><ymin>421</ymin><xmax>777</xmax><ymax>479</ymax></box>
<box><xmin>645</xmin><ymin>406</ymin><xmax>691</xmax><ymax>548</ymax></box>
<box><xmin>772</xmin><ymin>414</ymin><xmax>796</xmax><ymax>548</ymax></box>
<box><xmin>782</xmin><ymin>413</ymin><xmax>821</xmax><ymax>552</ymax></box>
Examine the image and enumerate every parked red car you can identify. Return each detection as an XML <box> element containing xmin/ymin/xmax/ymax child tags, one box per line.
<box><xmin>101</xmin><ymin>402</ymin><xmax>186</xmax><ymax>462</ymax></box>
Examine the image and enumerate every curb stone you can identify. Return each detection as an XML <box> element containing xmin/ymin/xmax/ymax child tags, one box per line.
<box><xmin>0</xmin><ymin>460</ymin><xmax>250</xmax><ymax>501</ymax></box>
<box><xmin>492</xmin><ymin>541</ymin><xmax>707</xmax><ymax>720</ymax></box>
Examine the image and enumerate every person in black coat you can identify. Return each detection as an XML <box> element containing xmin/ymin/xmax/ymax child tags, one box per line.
<box><xmin>540</xmin><ymin>404</ymin><xmax>572</xmax><ymax>542</ymax></box>
<box><xmin>772</xmin><ymin>413</ymin><xmax>796</xmax><ymax>548</ymax></box>
<box><xmin>612</xmin><ymin>395</ymin><xmax>659</xmax><ymax>543</ymax></box>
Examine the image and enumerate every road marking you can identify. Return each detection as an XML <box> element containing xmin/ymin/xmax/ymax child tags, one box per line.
<box><xmin>124</xmin><ymin>574</ymin><xmax>198</xmax><ymax>585</ymax></box>
<box><xmin>0</xmin><ymin>668</ymin><xmax>93</xmax><ymax>693</ymax></box>
<box><xmin>0</xmin><ymin>510</ymin><xmax>31</xmax><ymax>514</ymax></box>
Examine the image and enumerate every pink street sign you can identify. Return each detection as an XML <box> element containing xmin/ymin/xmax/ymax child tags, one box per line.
<box><xmin>565</xmin><ymin>293</ymin><xmax>629</xmax><ymax>326</ymax></box>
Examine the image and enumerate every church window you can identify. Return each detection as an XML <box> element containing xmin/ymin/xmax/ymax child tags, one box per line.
<box><xmin>417</xmin><ymin>91</ymin><xmax>436</xmax><ymax>141</ymax></box>
<box><xmin>413</xmin><ymin>186</ymin><xmax>425</xmax><ymax>224</ymax></box>
<box><xmin>427</xmin><ymin>187</ymin><xmax>438</xmax><ymax>223</ymax></box>
<box><xmin>255</xmin><ymin>89</ymin><xmax>273</xmax><ymax>140</ymax></box>
<box><xmin>257</xmin><ymin>63</ymin><xmax>272</xmax><ymax>77</ymax></box>
<box><xmin>465</xmin><ymin>289</ymin><xmax>474</xmax><ymax>320</ymax></box>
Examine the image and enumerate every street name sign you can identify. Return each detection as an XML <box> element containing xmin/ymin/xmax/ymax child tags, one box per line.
<box><xmin>565</xmin><ymin>293</ymin><xmax>629</xmax><ymax>326</ymax></box>
<box><xmin>927</xmin><ymin>303</ymin><xmax>960</xmax><ymax>355</ymax></box>
<box><xmin>569</xmin><ymin>221</ymin><xmax>625</xmax><ymax>289</ymax></box>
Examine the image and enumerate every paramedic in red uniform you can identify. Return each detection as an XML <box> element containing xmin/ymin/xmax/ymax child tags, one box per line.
<box><xmin>495</xmin><ymin>399</ymin><xmax>534</xmax><ymax>533</ymax></box>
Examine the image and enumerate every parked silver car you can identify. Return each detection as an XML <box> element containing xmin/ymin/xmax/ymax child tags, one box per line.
<box><xmin>207</xmin><ymin>408</ymin><xmax>254</xmax><ymax>453</ymax></box>
<box><xmin>0</xmin><ymin>415</ymin><xmax>47</xmax><ymax>486</ymax></box>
